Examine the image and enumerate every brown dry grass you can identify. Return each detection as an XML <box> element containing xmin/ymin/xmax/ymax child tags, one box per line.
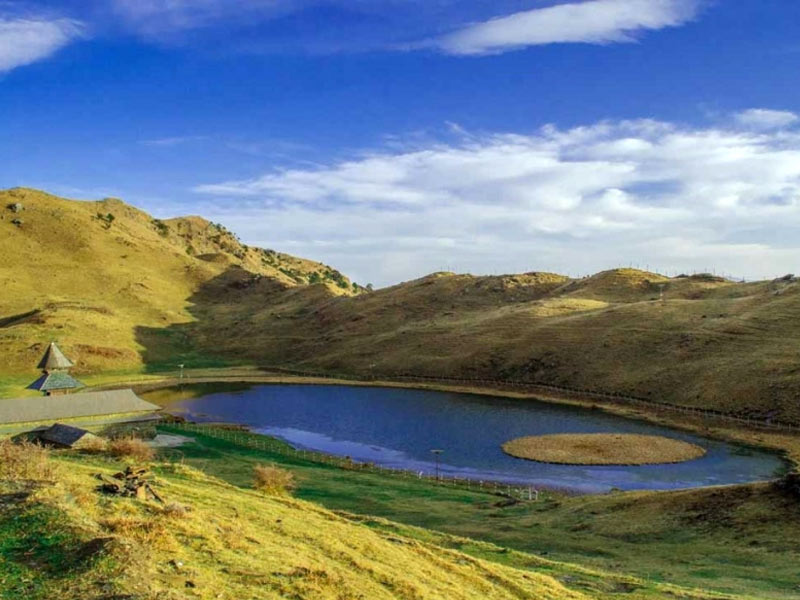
<box><xmin>0</xmin><ymin>187</ymin><xmax>356</xmax><ymax>394</ymax></box>
<box><xmin>107</xmin><ymin>437</ymin><xmax>155</xmax><ymax>462</ymax></box>
<box><xmin>253</xmin><ymin>462</ymin><xmax>296</xmax><ymax>495</ymax></box>
<box><xmin>502</xmin><ymin>433</ymin><xmax>707</xmax><ymax>465</ymax></box>
<box><xmin>0</xmin><ymin>439</ymin><xmax>58</xmax><ymax>481</ymax></box>
<box><xmin>77</xmin><ymin>435</ymin><xmax>108</xmax><ymax>454</ymax></box>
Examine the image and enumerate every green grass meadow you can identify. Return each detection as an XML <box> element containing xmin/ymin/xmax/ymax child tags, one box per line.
<box><xmin>157</xmin><ymin>426</ymin><xmax>800</xmax><ymax>600</ymax></box>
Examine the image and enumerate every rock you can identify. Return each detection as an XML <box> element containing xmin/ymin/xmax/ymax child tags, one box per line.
<box><xmin>6</xmin><ymin>203</ymin><xmax>23</xmax><ymax>213</ymax></box>
<box><xmin>96</xmin><ymin>466</ymin><xmax>164</xmax><ymax>502</ymax></box>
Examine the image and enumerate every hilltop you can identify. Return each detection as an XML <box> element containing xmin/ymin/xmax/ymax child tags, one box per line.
<box><xmin>2</xmin><ymin>189</ymin><xmax>800</xmax><ymax>425</ymax></box>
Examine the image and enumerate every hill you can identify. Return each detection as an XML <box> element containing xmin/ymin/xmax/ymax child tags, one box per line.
<box><xmin>179</xmin><ymin>267</ymin><xmax>800</xmax><ymax>425</ymax></box>
<box><xmin>2</xmin><ymin>188</ymin><xmax>800</xmax><ymax>425</ymax></box>
<box><xmin>159</xmin><ymin>423</ymin><xmax>800</xmax><ymax>599</ymax></box>
<box><xmin>0</xmin><ymin>188</ymin><xmax>358</xmax><ymax>392</ymax></box>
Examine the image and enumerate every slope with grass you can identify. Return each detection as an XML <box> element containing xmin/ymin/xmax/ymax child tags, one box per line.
<box><xmin>0</xmin><ymin>188</ymin><xmax>358</xmax><ymax>396</ymax></box>
<box><xmin>2</xmin><ymin>433</ymin><xmax>779</xmax><ymax>600</ymax></box>
<box><xmin>181</xmin><ymin>267</ymin><xmax>800</xmax><ymax>424</ymax></box>
<box><xmin>0</xmin><ymin>438</ymin><xmax>656</xmax><ymax>600</ymax></box>
<box><xmin>154</xmin><ymin>425</ymin><xmax>800</xmax><ymax>600</ymax></box>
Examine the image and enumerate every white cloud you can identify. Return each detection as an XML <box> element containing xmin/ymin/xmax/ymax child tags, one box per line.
<box><xmin>734</xmin><ymin>109</ymin><xmax>799</xmax><ymax>131</ymax></box>
<box><xmin>433</xmin><ymin>0</ymin><xmax>702</xmax><ymax>55</ymax></box>
<box><xmin>194</xmin><ymin>111</ymin><xmax>800</xmax><ymax>286</ymax></box>
<box><xmin>0</xmin><ymin>17</ymin><xmax>83</xmax><ymax>72</ymax></box>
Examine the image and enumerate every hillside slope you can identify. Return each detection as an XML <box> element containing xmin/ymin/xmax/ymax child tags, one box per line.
<box><xmin>1</xmin><ymin>445</ymin><xmax>592</xmax><ymax>600</ymax></box>
<box><xmin>0</xmin><ymin>188</ymin><xmax>357</xmax><ymax>388</ymax></box>
<box><xmin>185</xmin><ymin>269</ymin><xmax>800</xmax><ymax>424</ymax></box>
<box><xmin>2</xmin><ymin>188</ymin><xmax>800</xmax><ymax>425</ymax></box>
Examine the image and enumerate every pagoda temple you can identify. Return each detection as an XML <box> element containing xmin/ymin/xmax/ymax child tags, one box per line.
<box><xmin>28</xmin><ymin>342</ymin><xmax>85</xmax><ymax>396</ymax></box>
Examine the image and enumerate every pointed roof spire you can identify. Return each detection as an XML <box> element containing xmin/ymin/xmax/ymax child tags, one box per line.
<box><xmin>37</xmin><ymin>342</ymin><xmax>74</xmax><ymax>371</ymax></box>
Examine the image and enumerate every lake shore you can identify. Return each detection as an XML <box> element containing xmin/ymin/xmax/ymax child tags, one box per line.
<box><xmin>87</xmin><ymin>367</ymin><xmax>800</xmax><ymax>473</ymax></box>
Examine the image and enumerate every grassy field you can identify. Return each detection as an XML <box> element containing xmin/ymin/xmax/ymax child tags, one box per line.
<box><xmin>501</xmin><ymin>433</ymin><xmax>707</xmax><ymax>465</ymax></box>
<box><xmin>155</xmin><ymin>426</ymin><xmax>800</xmax><ymax>600</ymax></box>
<box><xmin>0</xmin><ymin>433</ymin><xmax>770</xmax><ymax>600</ymax></box>
<box><xmin>1</xmin><ymin>441</ymin><xmax>598</xmax><ymax>600</ymax></box>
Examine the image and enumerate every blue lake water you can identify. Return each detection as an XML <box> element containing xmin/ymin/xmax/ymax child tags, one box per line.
<box><xmin>151</xmin><ymin>383</ymin><xmax>788</xmax><ymax>493</ymax></box>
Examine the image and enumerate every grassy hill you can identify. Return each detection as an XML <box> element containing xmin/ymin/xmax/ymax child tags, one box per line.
<box><xmin>0</xmin><ymin>442</ymin><xmax>591</xmax><ymax>600</ymax></box>
<box><xmin>1</xmin><ymin>437</ymin><xmax>772</xmax><ymax>600</ymax></box>
<box><xmin>177</xmin><ymin>266</ymin><xmax>800</xmax><ymax>424</ymax></box>
<box><xmin>0</xmin><ymin>188</ymin><xmax>358</xmax><ymax>394</ymax></box>
<box><xmin>2</xmin><ymin>188</ymin><xmax>800</xmax><ymax>425</ymax></box>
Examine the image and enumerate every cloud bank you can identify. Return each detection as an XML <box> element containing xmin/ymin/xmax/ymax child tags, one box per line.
<box><xmin>194</xmin><ymin>110</ymin><xmax>800</xmax><ymax>286</ymax></box>
<box><xmin>734</xmin><ymin>109</ymin><xmax>799</xmax><ymax>131</ymax></box>
<box><xmin>434</xmin><ymin>0</ymin><xmax>702</xmax><ymax>55</ymax></box>
<box><xmin>0</xmin><ymin>16</ymin><xmax>83</xmax><ymax>72</ymax></box>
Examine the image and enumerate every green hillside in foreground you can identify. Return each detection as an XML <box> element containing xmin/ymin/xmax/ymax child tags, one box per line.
<box><xmin>2</xmin><ymin>188</ymin><xmax>800</xmax><ymax>425</ymax></box>
<box><xmin>155</xmin><ymin>424</ymin><xmax>800</xmax><ymax>600</ymax></box>
<box><xmin>0</xmin><ymin>440</ymin><xmax>765</xmax><ymax>600</ymax></box>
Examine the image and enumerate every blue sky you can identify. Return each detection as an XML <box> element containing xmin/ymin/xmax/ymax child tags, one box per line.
<box><xmin>2</xmin><ymin>0</ymin><xmax>800</xmax><ymax>286</ymax></box>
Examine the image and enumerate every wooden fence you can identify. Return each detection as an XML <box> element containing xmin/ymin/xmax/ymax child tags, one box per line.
<box><xmin>161</xmin><ymin>423</ymin><xmax>541</xmax><ymax>501</ymax></box>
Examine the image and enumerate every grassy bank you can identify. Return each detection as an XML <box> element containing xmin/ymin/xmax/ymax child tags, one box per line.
<box><xmin>156</xmin><ymin>425</ymin><xmax>800</xmax><ymax>599</ymax></box>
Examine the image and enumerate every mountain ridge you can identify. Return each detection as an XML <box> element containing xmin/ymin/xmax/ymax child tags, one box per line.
<box><xmin>2</xmin><ymin>188</ymin><xmax>800</xmax><ymax>426</ymax></box>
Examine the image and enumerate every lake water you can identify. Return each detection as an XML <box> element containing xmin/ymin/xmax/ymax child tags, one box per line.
<box><xmin>148</xmin><ymin>383</ymin><xmax>788</xmax><ymax>493</ymax></box>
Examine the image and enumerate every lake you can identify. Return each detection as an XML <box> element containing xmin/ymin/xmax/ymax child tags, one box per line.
<box><xmin>146</xmin><ymin>383</ymin><xmax>788</xmax><ymax>493</ymax></box>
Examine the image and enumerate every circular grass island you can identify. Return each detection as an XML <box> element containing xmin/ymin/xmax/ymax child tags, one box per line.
<box><xmin>501</xmin><ymin>433</ymin><xmax>707</xmax><ymax>466</ymax></box>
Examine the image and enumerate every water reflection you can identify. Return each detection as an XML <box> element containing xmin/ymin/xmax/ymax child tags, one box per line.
<box><xmin>145</xmin><ymin>383</ymin><xmax>788</xmax><ymax>493</ymax></box>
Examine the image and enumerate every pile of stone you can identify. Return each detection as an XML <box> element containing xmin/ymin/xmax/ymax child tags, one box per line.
<box><xmin>96</xmin><ymin>465</ymin><xmax>164</xmax><ymax>502</ymax></box>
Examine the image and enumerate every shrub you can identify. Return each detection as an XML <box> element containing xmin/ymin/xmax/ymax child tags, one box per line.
<box><xmin>0</xmin><ymin>439</ymin><xmax>58</xmax><ymax>481</ymax></box>
<box><xmin>79</xmin><ymin>436</ymin><xmax>109</xmax><ymax>454</ymax></box>
<box><xmin>107</xmin><ymin>437</ymin><xmax>155</xmax><ymax>462</ymax></box>
<box><xmin>152</xmin><ymin>219</ymin><xmax>170</xmax><ymax>237</ymax></box>
<box><xmin>253</xmin><ymin>463</ymin><xmax>295</xmax><ymax>496</ymax></box>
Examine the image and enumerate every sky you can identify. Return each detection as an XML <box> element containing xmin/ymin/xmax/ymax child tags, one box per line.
<box><xmin>2</xmin><ymin>0</ymin><xmax>800</xmax><ymax>287</ymax></box>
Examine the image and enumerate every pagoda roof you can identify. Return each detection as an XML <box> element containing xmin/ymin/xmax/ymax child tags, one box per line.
<box><xmin>37</xmin><ymin>342</ymin><xmax>74</xmax><ymax>370</ymax></box>
<box><xmin>28</xmin><ymin>372</ymin><xmax>85</xmax><ymax>392</ymax></box>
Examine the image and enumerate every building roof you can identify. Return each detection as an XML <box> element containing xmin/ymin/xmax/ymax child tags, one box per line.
<box><xmin>0</xmin><ymin>389</ymin><xmax>161</xmax><ymax>425</ymax></box>
<box><xmin>38</xmin><ymin>423</ymin><xmax>93</xmax><ymax>447</ymax></box>
<box><xmin>37</xmin><ymin>342</ymin><xmax>74</xmax><ymax>370</ymax></box>
<box><xmin>28</xmin><ymin>371</ymin><xmax>85</xmax><ymax>392</ymax></box>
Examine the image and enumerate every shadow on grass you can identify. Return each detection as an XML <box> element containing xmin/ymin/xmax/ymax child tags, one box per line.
<box><xmin>0</xmin><ymin>497</ymin><xmax>116</xmax><ymax>599</ymax></box>
<box><xmin>133</xmin><ymin>265</ymin><xmax>329</xmax><ymax>374</ymax></box>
